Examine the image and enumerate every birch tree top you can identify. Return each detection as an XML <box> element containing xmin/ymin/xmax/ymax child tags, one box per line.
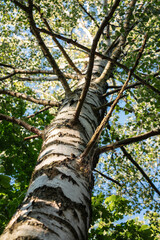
<box><xmin>0</xmin><ymin>0</ymin><xmax>160</xmax><ymax>238</ymax></box>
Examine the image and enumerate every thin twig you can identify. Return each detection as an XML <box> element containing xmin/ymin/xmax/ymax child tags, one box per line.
<box><xmin>107</xmin><ymin>85</ymin><xmax>124</xmax><ymax>88</ymax></box>
<box><xmin>24</xmin><ymin>135</ymin><xmax>40</xmax><ymax>140</ymax></box>
<box><xmin>94</xmin><ymin>169</ymin><xmax>122</xmax><ymax>187</ymax></box>
<box><xmin>76</xmin><ymin>0</ymin><xmax>100</xmax><ymax>28</ymax></box>
<box><xmin>25</xmin><ymin>106</ymin><xmax>51</xmax><ymax>119</ymax></box>
<box><xmin>118</xmin><ymin>107</ymin><xmax>134</xmax><ymax>113</ymax></box>
<box><xmin>103</xmin><ymin>82</ymin><xmax>141</xmax><ymax>97</ymax></box>
<box><xmin>121</xmin><ymin>146</ymin><xmax>160</xmax><ymax>196</ymax></box>
<box><xmin>95</xmin><ymin>94</ymin><xmax>126</xmax><ymax>110</ymax></box>
<box><xmin>132</xmin><ymin>73</ymin><xmax>160</xmax><ymax>95</ymax></box>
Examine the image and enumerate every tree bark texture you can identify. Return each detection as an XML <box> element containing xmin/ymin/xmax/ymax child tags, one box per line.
<box><xmin>0</xmin><ymin>58</ymin><xmax>108</xmax><ymax>240</ymax></box>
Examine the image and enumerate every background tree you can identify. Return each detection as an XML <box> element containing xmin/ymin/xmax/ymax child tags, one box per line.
<box><xmin>0</xmin><ymin>0</ymin><xmax>160</xmax><ymax>239</ymax></box>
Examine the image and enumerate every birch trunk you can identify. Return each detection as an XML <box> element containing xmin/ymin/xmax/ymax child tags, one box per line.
<box><xmin>0</xmin><ymin>58</ymin><xmax>108</xmax><ymax>240</ymax></box>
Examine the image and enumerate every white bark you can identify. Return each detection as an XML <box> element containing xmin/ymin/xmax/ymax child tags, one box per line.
<box><xmin>0</xmin><ymin>59</ymin><xmax>108</xmax><ymax>240</ymax></box>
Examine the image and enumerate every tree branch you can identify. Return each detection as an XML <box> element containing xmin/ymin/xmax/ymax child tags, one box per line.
<box><xmin>95</xmin><ymin>94</ymin><xmax>127</xmax><ymax>110</ymax></box>
<box><xmin>24</xmin><ymin>135</ymin><xmax>40</xmax><ymax>140</ymax></box>
<box><xmin>17</xmin><ymin>76</ymin><xmax>59</xmax><ymax>81</ymax></box>
<box><xmin>11</xmin><ymin>1</ymin><xmax>72</xmax><ymax>95</ymax></box>
<box><xmin>0</xmin><ymin>89</ymin><xmax>60</xmax><ymax>107</ymax></box>
<box><xmin>35</xmin><ymin>6</ymin><xmax>82</xmax><ymax>76</ymax></box>
<box><xmin>0</xmin><ymin>68</ymin><xmax>78</xmax><ymax>82</ymax></box>
<box><xmin>120</xmin><ymin>146</ymin><xmax>160</xmax><ymax>196</ymax></box>
<box><xmin>22</xmin><ymin>3</ymin><xmax>72</xmax><ymax>97</ymax></box>
<box><xmin>72</xmin><ymin>0</ymin><xmax>121</xmax><ymax>123</ymax></box>
<box><xmin>0</xmin><ymin>72</ymin><xmax>16</xmax><ymax>81</ymax></box>
<box><xmin>25</xmin><ymin>106</ymin><xmax>51</xmax><ymax>119</ymax></box>
<box><xmin>95</xmin><ymin>0</ymin><xmax>137</xmax><ymax>84</ymax></box>
<box><xmin>107</xmin><ymin>85</ymin><xmax>125</xmax><ymax>88</ymax></box>
<box><xmin>37</xmin><ymin>28</ymin><xmax>160</xmax><ymax>95</ymax></box>
<box><xmin>76</xmin><ymin>0</ymin><xmax>100</xmax><ymax>28</ymax></box>
<box><xmin>94</xmin><ymin>169</ymin><xmax>122</xmax><ymax>186</ymax></box>
<box><xmin>0</xmin><ymin>63</ymin><xmax>15</xmax><ymax>69</ymax></box>
<box><xmin>11</xmin><ymin>0</ymin><xmax>29</xmax><ymax>12</ymax></box>
<box><xmin>104</xmin><ymin>35</ymin><xmax>120</xmax><ymax>56</ymax></box>
<box><xmin>81</xmin><ymin>34</ymin><xmax>147</xmax><ymax>158</ymax></box>
<box><xmin>38</xmin><ymin>27</ymin><xmax>94</xmax><ymax>53</ymax></box>
<box><xmin>118</xmin><ymin>106</ymin><xmax>134</xmax><ymax>113</ymax></box>
<box><xmin>0</xmin><ymin>113</ymin><xmax>43</xmax><ymax>137</ymax></box>
<box><xmin>103</xmin><ymin>82</ymin><xmax>142</xmax><ymax>97</ymax></box>
<box><xmin>132</xmin><ymin>73</ymin><xmax>160</xmax><ymax>95</ymax></box>
<box><xmin>105</xmin><ymin>122</ymin><xmax>160</xmax><ymax>197</ymax></box>
<box><xmin>97</xmin><ymin>128</ymin><xmax>160</xmax><ymax>154</ymax></box>
<box><xmin>0</xmin><ymin>67</ymin><xmax>78</xmax><ymax>79</ymax></box>
<box><xmin>81</xmin><ymin>73</ymin><xmax>131</xmax><ymax>158</ymax></box>
<box><xmin>50</xmin><ymin>36</ymin><xmax>82</xmax><ymax>76</ymax></box>
<box><xmin>15</xmin><ymin>69</ymin><xmax>55</xmax><ymax>74</ymax></box>
<box><xmin>30</xmin><ymin>29</ymin><xmax>71</xmax><ymax>97</ymax></box>
<box><xmin>17</xmin><ymin>73</ymin><xmax>78</xmax><ymax>81</ymax></box>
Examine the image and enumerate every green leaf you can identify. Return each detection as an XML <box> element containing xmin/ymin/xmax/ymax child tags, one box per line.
<box><xmin>0</xmin><ymin>175</ymin><xmax>11</xmax><ymax>188</ymax></box>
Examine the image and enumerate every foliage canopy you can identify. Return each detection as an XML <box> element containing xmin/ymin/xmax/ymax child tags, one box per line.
<box><xmin>0</xmin><ymin>0</ymin><xmax>160</xmax><ymax>238</ymax></box>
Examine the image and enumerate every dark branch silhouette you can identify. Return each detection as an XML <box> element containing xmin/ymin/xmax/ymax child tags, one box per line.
<box><xmin>120</xmin><ymin>146</ymin><xmax>160</xmax><ymax>196</ymax></box>
<box><xmin>94</xmin><ymin>169</ymin><xmax>122</xmax><ymax>187</ymax></box>
<box><xmin>76</xmin><ymin>0</ymin><xmax>100</xmax><ymax>28</ymax></box>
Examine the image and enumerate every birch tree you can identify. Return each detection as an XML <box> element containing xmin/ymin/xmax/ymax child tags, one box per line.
<box><xmin>0</xmin><ymin>0</ymin><xmax>160</xmax><ymax>239</ymax></box>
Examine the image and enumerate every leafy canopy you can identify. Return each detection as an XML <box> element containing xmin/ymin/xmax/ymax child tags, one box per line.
<box><xmin>0</xmin><ymin>0</ymin><xmax>160</xmax><ymax>238</ymax></box>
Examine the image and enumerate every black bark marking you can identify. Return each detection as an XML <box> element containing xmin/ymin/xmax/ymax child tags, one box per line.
<box><xmin>16</xmin><ymin>236</ymin><xmax>41</xmax><ymax>240</ymax></box>
<box><xmin>33</xmin><ymin>158</ymin><xmax>74</xmax><ymax>181</ymax></box>
<box><xmin>79</xmin><ymin>113</ymin><xmax>97</xmax><ymax>133</ymax></box>
<box><xmin>38</xmin><ymin>149</ymin><xmax>53</xmax><ymax>161</ymax></box>
<box><xmin>23</xmin><ymin>186</ymin><xmax>89</xmax><ymax>233</ymax></box>
<box><xmin>30</xmin><ymin>186</ymin><xmax>88</xmax><ymax>215</ymax></box>
<box><xmin>35</xmin><ymin>156</ymin><xmax>81</xmax><ymax>176</ymax></box>
<box><xmin>78</xmin><ymin>226</ymin><xmax>88</xmax><ymax>240</ymax></box>
<box><xmin>60</xmin><ymin>172</ymin><xmax>78</xmax><ymax>185</ymax></box>
<box><xmin>31</xmin><ymin>164</ymin><xmax>80</xmax><ymax>186</ymax></box>
<box><xmin>40</xmin><ymin>139</ymin><xmax>85</xmax><ymax>153</ymax></box>
<box><xmin>8</xmin><ymin>214</ymin><xmax>59</xmax><ymax>238</ymax></box>
<box><xmin>82</xmin><ymin>104</ymin><xmax>99</xmax><ymax>123</ymax></box>
<box><xmin>44</xmin><ymin>131</ymin><xmax>87</xmax><ymax>145</ymax></box>
<box><xmin>29</xmin><ymin>211</ymin><xmax>80</xmax><ymax>240</ymax></box>
<box><xmin>37</xmin><ymin>152</ymin><xmax>70</xmax><ymax>164</ymax></box>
